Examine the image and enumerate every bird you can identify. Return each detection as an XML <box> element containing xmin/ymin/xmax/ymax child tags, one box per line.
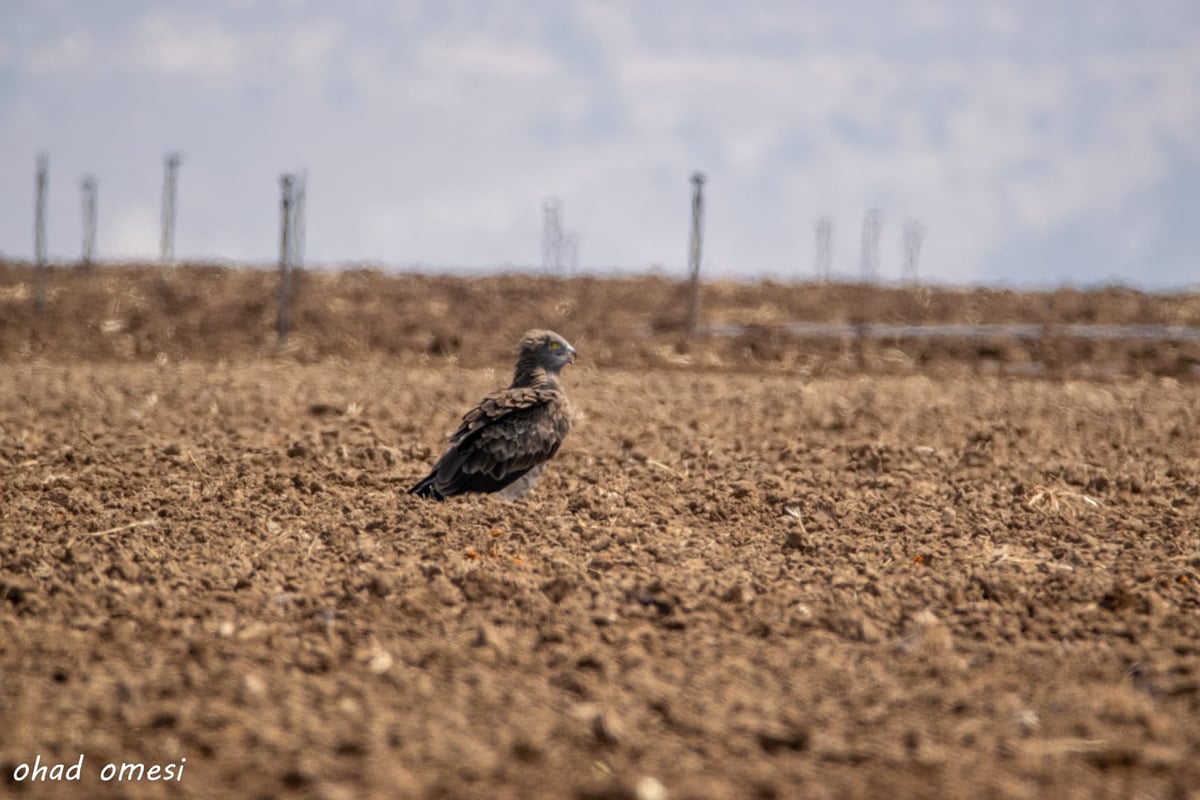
<box><xmin>410</xmin><ymin>329</ymin><xmax>577</xmax><ymax>501</ymax></box>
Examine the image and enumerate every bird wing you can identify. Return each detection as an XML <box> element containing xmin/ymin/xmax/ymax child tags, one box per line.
<box><xmin>432</xmin><ymin>386</ymin><xmax>570</xmax><ymax>495</ymax></box>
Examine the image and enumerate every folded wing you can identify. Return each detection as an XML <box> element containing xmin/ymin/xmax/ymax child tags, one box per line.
<box><xmin>410</xmin><ymin>387</ymin><xmax>570</xmax><ymax>500</ymax></box>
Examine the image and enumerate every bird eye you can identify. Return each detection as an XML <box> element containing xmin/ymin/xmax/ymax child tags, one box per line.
<box><xmin>549</xmin><ymin>341</ymin><xmax>560</xmax><ymax>350</ymax></box>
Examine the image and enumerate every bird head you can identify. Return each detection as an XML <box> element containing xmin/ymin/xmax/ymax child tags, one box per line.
<box><xmin>518</xmin><ymin>329</ymin><xmax>577</xmax><ymax>375</ymax></box>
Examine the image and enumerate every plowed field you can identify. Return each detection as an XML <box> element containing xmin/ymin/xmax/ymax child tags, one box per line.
<box><xmin>1</xmin><ymin>264</ymin><xmax>1198</xmax><ymax>799</ymax></box>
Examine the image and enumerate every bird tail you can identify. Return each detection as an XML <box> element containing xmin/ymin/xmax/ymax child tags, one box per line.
<box><xmin>409</xmin><ymin>473</ymin><xmax>446</xmax><ymax>501</ymax></box>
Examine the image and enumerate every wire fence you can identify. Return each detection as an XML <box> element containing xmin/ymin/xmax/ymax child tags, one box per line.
<box><xmin>18</xmin><ymin>153</ymin><xmax>943</xmax><ymax>344</ymax></box>
<box><xmin>6</xmin><ymin>156</ymin><xmax>1200</xmax><ymax>378</ymax></box>
<box><xmin>8</xmin><ymin>153</ymin><xmax>1200</xmax><ymax>383</ymax></box>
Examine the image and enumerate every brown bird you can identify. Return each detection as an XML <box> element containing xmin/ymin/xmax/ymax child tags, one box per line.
<box><xmin>410</xmin><ymin>330</ymin><xmax>577</xmax><ymax>501</ymax></box>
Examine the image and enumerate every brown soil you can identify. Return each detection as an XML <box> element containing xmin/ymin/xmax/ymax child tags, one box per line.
<box><xmin>2</xmin><ymin>261</ymin><xmax>1199</xmax><ymax>377</ymax></box>
<box><xmin>1</xmin><ymin>263</ymin><xmax>1198</xmax><ymax>799</ymax></box>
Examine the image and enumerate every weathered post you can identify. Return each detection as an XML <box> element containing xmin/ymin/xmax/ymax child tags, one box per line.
<box><xmin>859</xmin><ymin>208</ymin><xmax>882</xmax><ymax>282</ymax></box>
<box><xmin>542</xmin><ymin>196</ymin><xmax>563</xmax><ymax>273</ymax></box>
<box><xmin>160</xmin><ymin>153</ymin><xmax>181</xmax><ymax>266</ymax></box>
<box><xmin>814</xmin><ymin>215</ymin><xmax>833</xmax><ymax>281</ymax></box>
<box><xmin>685</xmin><ymin>172</ymin><xmax>706</xmax><ymax>336</ymax></box>
<box><xmin>902</xmin><ymin>220</ymin><xmax>924</xmax><ymax>283</ymax></box>
<box><xmin>34</xmin><ymin>154</ymin><xmax>48</xmax><ymax>311</ymax></box>
<box><xmin>277</xmin><ymin>174</ymin><xmax>295</xmax><ymax>347</ymax></box>
<box><xmin>80</xmin><ymin>175</ymin><xmax>98</xmax><ymax>266</ymax></box>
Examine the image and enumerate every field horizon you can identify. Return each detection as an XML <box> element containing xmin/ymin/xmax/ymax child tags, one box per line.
<box><xmin>2</xmin><ymin>259</ymin><xmax>1198</xmax><ymax>378</ymax></box>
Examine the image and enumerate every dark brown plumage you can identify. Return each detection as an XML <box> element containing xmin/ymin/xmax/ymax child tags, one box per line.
<box><xmin>410</xmin><ymin>330</ymin><xmax>576</xmax><ymax>501</ymax></box>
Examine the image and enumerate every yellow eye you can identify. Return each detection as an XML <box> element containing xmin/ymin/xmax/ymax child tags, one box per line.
<box><xmin>549</xmin><ymin>341</ymin><xmax>560</xmax><ymax>350</ymax></box>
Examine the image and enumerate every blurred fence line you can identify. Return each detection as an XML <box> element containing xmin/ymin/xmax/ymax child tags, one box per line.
<box><xmin>23</xmin><ymin>155</ymin><xmax>944</xmax><ymax>322</ymax></box>
<box><xmin>13</xmin><ymin>154</ymin><xmax>1200</xmax><ymax>380</ymax></box>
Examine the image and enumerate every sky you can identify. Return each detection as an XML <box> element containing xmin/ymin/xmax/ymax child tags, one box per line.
<box><xmin>2</xmin><ymin>0</ymin><xmax>1199</xmax><ymax>288</ymax></box>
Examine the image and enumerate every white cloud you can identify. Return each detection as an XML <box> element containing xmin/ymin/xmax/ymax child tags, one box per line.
<box><xmin>980</xmin><ymin>3</ymin><xmax>1020</xmax><ymax>38</ymax></box>
<box><xmin>106</xmin><ymin>205</ymin><xmax>159</xmax><ymax>261</ymax></box>
<box><xmin>134</xmin><ymin>14</ymin><xmax>246</xmax><ymax>81</ymax></box>
<box><xmin>27</xmin><ymin>31</ymin><xmax>94</xmax><ymax>76</ymax></box>
<box><xmin>907</xmin><ymin>0</ymin><xmax>953</xmax><ymax>35</ymax></box>
<box><xmin>285</xmin><ymin>20</ymin><xmax>344</xmax><ymax>73</ymax></box>
<box><xmin>593</xmin><ymin>28</ymin><xmax>1200</xmax><ymax>280</ymax></box>
<box><xmin>420</xmin><ymin>36</ymin><xmax>558</xmax><ymax>81</ymax></box>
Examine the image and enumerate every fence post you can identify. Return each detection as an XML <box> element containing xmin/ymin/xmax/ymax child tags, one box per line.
<box><xmin>685</xmin><ymin>172</ymin><xmax>706</xmax><ymax>336</ymax></box>
<box><xmin>160</xmin><ymin>153</ymin><xmax>181</xmax><ymax>268</ymax></box>
<box><xmin>859</xmin><ymin>208</ymin><xmax>881</xmax><ymax>282</ymax></box>
<box><xmin>814</xmin><ymin>215</ymin><xmax>832</xmax><ymax>281</ymax></box>
<box><xmin>34</xmin><ymin>154</ymin><xmax>48</xmax><ymax>311</ymax></box>
<box><xmin>277</xmin><ymin>174</ymin><xmax>295</xmax><ymax>347</ymax></box>
<box><xmin>80</xmin><ymin>175</ymin><xmax>98</xmax><ymax>267</ymax></box>
<box><xmin>902</xmin><ymin>220</ymin><xmax>924</xmax><ymax>283</ymax></box>
<box><xmin>542</xmin><ymin>197</ymin><xmax>563</xmax><ymax>273</ymax></box>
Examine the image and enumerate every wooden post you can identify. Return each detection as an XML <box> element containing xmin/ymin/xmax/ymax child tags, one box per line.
<box><xmin>80</xmin><ymin>175</ymin><xmax>97</xmax><ymax>266</ymax></box>
<box><xmin>34</xmin><ymin>154</ymin><xmax>48</xmax><ymax>311</ymax></box>
<box><xmin>160</xmin><ymin>153</ymin><xmax>181</xmax><ymax>266</ymax></box>
<box><xmin>902</xmin><ymin>219</ymin><xmax>924</xmax><ymax>283</ymax></box>
<box><xmin>156</xmin><ymin>153</ymin><xmax>181</xmax><ymax>292</ymax></box>
<box><xmin>859</xmin><ymin>208</ymin><xmax>881</xmax><ymax>282</ymax></box>
<box><xmin>542</xmin><ymin>197</ymin><xmax>562</xmax><ymax>273</ymax></box>
<box><xmin>277</xmin><ymin>174</ymin><xmax>294</xmax><ymax>347</ymax></box>
<box><xmin>685</xmin><ymin>172</ymin><xmax>706</xmax><ymax>336</ymax></box>
<box><xmin>815</xmin><ymin>215</ymin><xmax>832</xmax><ymax>281</ymax></box>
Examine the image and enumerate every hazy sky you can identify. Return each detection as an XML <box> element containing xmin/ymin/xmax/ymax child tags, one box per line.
<box><xmin>2</xmin><ymin>0</ymin><xmax>1199</xmax><ymax>287</ymax></box>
